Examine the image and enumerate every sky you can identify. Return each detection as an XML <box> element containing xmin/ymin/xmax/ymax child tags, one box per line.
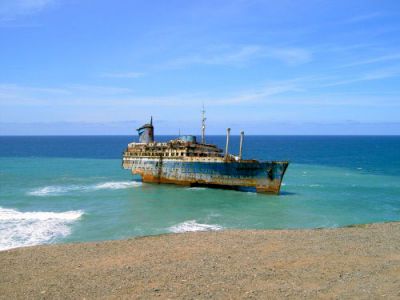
<box><xmin>0</xmin><ymin>0</ymin><xmax>400</xmax><ymax>135</ymax></box>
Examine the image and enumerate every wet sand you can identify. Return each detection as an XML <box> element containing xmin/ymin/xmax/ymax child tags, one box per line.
<box><xmin>1</xmin><ymin>222</ymin><xmax>399</xmax><ymax>299</ymax></box>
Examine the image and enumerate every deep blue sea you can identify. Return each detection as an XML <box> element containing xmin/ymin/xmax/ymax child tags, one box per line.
<box><xmin>1</xmin><ymin>135</ymin><xmax>399</xmax><ymax>250</ymax></box>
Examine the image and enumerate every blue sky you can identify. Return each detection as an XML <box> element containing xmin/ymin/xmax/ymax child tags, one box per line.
<box><xmin>0</xmin><ymin>0</ymin><xmax>400</xmax><ymax>135</ymax></box>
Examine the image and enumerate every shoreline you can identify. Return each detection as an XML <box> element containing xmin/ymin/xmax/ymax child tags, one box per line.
<box><xmin>1</xmin><ymin>222</ymin><xmax>399</xmax><ymax>299</ymax></box>
<box><xmin>1</xmin><ymin>220</ymin><xmax>397</xmax><ymax>253</ymax></box>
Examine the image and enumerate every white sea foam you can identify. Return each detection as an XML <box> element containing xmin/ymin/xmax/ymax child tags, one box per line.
<box><xmin>246</xmin><ymin>192</ymin><xmax>258</xmax><ymax>196</ymax></box>
<box><xmin>168</xmin><ymin>220</ymin><xmax>223</xmax><ymax>233</ymax></box>
<box><xmin>28</xmin><ymin>181</ymin><xmax>142</xmax><ymax>196</ymax></box>
<box><xmin>93</xmin><ymin>181</ymin><xmax>142</xmax><ymax>190</ymax></box>
<box><xmin>186</xmin><ymin>187</ymin><xmax>207</xmax><ymax>191</ymax></box>
<box><xmin>208</xmin><ymin>212</ymin><xmax>221</xmax><ymax>218</ymax></box>
<box><xmin>28</xmin><ymin>185</ymin><xmax>77</xmax><ymax>196</ymax></box>
<box><xmin>0</xmin><ymin>207</ymin><xmax>83</xmax><ymax>251</ymax></box>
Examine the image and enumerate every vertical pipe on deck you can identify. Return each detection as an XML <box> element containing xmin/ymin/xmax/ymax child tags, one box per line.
<box><xmin>239</xmin><ymin>131</ymin><xmax>244</xmax><ymax>160</ymax></box>
<box><xmin>201</xmin><ymin>105</ymin><xmax>206</xmax><ymax>144</ymax></box>
<box><xmin>225</xmin><ymin>128</ymin><xmax>231</xmax><ymax>158</ymax></box>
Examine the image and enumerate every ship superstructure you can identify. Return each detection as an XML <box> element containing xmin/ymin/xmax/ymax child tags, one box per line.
<box><xmin>122</xmin><ymin>114</ymin><xmax>288</xmax><ymax>194</ymax></box>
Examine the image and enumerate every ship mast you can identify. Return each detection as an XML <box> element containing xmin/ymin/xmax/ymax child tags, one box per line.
<box><xmin>201</xmin><ymin>104</ymin><xmax>206</xmax><ymax>144</ymax></box>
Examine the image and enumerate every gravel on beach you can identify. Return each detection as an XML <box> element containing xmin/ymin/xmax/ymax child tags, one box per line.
<box><xmin>1</xmin><ymin>222</ymin><xmax>400</xmax><ymax>299</ymax></box>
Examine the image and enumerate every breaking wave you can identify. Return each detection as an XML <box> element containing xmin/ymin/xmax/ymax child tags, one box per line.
<box><xmin>0</xmin><ymin>207</ymin><xmax>83</xmax><ymax>251</ymax></box>
<box><xmin>28</xmin><ymin>181</ymin><xmax>142</xmax><ymax>196</ymax></box>
<box><xmin>168</xmin><ymin>220</ymin><xmax>223</xmax><ymax>233</ymax></box>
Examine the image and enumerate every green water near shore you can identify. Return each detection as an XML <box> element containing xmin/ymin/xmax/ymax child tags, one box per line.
<box><xmin>1</xmin><ymin>156</ymin><xmax>399</xmax><ymax>250</ymax></box>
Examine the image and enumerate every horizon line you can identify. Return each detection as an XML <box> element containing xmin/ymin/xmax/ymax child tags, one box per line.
<box><xmin>1</xmin><ymin>134</ymin><xmax>400</xmax><ymax>137</ymax></box>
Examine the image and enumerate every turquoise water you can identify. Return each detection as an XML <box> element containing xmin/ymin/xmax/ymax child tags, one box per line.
<box><xmin>0</xmin><ymin>136</ymin><xmax>399</xmax><ymax>250</ymax></box>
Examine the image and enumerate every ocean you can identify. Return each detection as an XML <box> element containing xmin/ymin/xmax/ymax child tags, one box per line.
<box><xmin>1</xmin><ymin>135</ymin><xmax>399</xmax><ymax>251</ymax></box>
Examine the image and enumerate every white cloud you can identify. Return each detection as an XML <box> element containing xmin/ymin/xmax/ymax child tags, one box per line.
<box><xmin>66</xmin><ymin>84</ymin><xmax>133</xmax><ymax>95</ymax></box>
<box><xmin>206</xmin><ymin>83</ymin><xmax>301</xmax><ymax>105</ymax></box>
<box><xmin>0</xmin><ymin>83</ymin><xmax>134</xmax><ymax>106</ymax></box>
<box><xmin>340</xmin><ymin>53</ymin><xmax>400</xmax><ymax>68</ymax></box>
<box><xmin>163</xmin><ymin>45</ymin><xmax>312</xmax><ymax>68</ymax></box>
<box><xmin>0</xmin><ymin>80</ymin><xmax>299</xmax><ymax>108</ymax></box>
<box><xmin>266</xmin><ymin>47</ymin><xmax>312</xmax><ymax>65</ymax></box>
<box><xmin>2</xmin><ymin>69</ymin><xmax>399</xmax><ymax>113</ymax></box>
<box><xmin>322</xmin><ymin>67</ymin><xmax>400</xmax><ymax>87</ymax></box>
<box><xmin>99</xmin><ymin>72</ymin><xmax>144</xmax><ymax>79</ymax></box>
<box><xmin>0</xmin><ymin>0</ymin><xmax>54</xmax><ymax>21</ymax></box>
<box><xmin>165</xmin><ymin>45</ymin><xmax>262</xmax><ymax>67</ymax></box>
<box><xmin>341</xmin><ymin>12</ymin><xmax>386</xmax><ymax>24</ymax></box>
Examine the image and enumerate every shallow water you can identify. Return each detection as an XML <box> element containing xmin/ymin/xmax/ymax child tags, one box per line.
<box><xmin>0</xmin><ymin>136</ymin><xmax>399</xmax><ymax>250</ymax></box>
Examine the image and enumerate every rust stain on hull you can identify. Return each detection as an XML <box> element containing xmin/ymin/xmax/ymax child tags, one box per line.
<box><xmin>127</xmin><ymin>159</ymin><xmax>289</xmax><ymax>194</ymax></box>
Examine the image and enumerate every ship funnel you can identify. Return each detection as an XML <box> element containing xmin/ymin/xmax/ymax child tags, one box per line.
<box><xmin>137</xmin><ymin>117</ymin><xmax>154</xmax><ymax>143</ymax></box>
<box><xmin>225</xmin><ymin>128</ymin><xmax>231</xmax><ymax>158</ymax></box>
<box><xmin>239</xmin><ymin>131</ymin><xmax>244</xmax><ymax>160</ymax></box>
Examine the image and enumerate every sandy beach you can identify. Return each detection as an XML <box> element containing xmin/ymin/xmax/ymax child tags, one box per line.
<box><xmin>1</xmin><ymin>222</ymin><xmax>399</xmax><ymax>299</ymax></box>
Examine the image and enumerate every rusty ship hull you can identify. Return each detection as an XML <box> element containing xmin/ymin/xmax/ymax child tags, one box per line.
<box><xmin>122</xmin><ymin>157</ymin><xmax>288</xmax><ymax>194</ymax></box>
